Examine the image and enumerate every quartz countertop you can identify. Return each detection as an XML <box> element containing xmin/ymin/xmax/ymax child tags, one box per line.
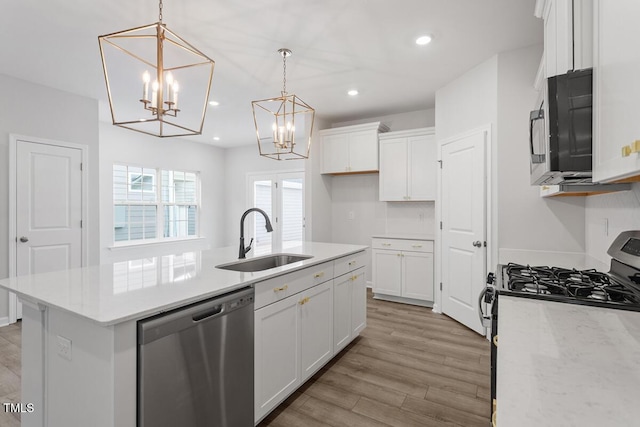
<box><xmin>496</xmin><ymin>295</ymin><xmax>640</xmax><ymax>426</ymax></box>
<box><xmin>371</xmin><ymin>233</ymin><xmax>435</xmax><ymax>240</ymax></box>
<box><xmin>0</xmin><ymin>242</ymin><xmax>367</xmax><ymax>326</ymax></box>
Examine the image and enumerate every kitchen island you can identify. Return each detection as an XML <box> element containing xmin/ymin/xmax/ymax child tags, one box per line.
<box><xmin>0</xmin><ymin>242</ymin><xmax>368</xmax><ymax>427</ymax></box>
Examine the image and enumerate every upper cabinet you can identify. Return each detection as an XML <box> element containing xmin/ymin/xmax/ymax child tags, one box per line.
<box><xmin>592</xmin><ymin>0</ymin><xmax>640</xmax><ymax>183</ymax></box>
<box><xmin>536</xmin><ymin>0</ymin><xmax>593</xmax><ymax>77</ymax></box>
<box><xmin>320</xmin><ymin>122</ymin><xmax>389</xmax><ymax>174</ymax></box>
<box><xmin>379</xmin><ymin>127</ymin><xmax>437</xmax><ymax>201</ymax></box>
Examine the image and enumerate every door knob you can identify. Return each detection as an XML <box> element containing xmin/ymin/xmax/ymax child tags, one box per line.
<box><xmin>19</xmin><ymin>236</ymin><xmax>29</xmax><ymax>243</ymax></box>
<box><xmin>472</xmin><ymin>240</ymin><xmax>482</xmax><ymax>248</ymax></box>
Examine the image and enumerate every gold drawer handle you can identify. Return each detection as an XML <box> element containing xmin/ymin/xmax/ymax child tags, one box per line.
<box><xmin>314</xmin><ymin>272</ymin><xmax>324</xmax><ymax>279</ymax></box>
<box><xmin>412</xmin><ymin>244</ymin><xmax>423</xmax><ymax>248</ymax></box>
<box><xmin>348</xmin><ymin>260</ymin><xmax>356</xmax><ymax>266</ymax></box>
<box><xmin>299</xmin><ymin>296</ymin><xmax>310</xmax><ymax>305</ymax></box>
<box><xmin>493</xmin><ymin>335</ymin><xmax>498</xmax><ymax>347</ymax></box>
<box><xmin>632</xmin><ymin>140</ymin><xmax>640</xmax><ymax>154</ymax></box>
<box><xmin>623</xmin><ymin>145</ymin><xmax>632</xmax><ymax>157</ymax></box>
<box><xmin>542</xmin><ymin>185</ymin><xmax>550</xmax><ymax>190</ymax></box>
<box><xmin>381</xmin><ymin>243</ymin><xmax>392</xmax><ymax>247</ymax></box>
<box><xmin>273</xmin><ymin>285</ymin><xmax>288</xmax><ymax>292</ymax></box>
<box><xmin>350</xmin><ymin>275</ymin><xmax>358</xmax><ymax>281</ymax></box>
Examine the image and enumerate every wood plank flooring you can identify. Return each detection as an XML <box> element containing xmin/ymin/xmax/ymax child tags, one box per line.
<box><xmin>259</xmin><ymin>290</ymin><xmax>491</xmax><ymax>427</ymax></box>
<box><xmin>0</xmin><ymin>321</ymin><xmax>22</xmax><ymax>427</ymax></box>
<box><xmin>0</xmin><ymin>290</ymin><xmax>491</xmax><ymax>427</ymax></box>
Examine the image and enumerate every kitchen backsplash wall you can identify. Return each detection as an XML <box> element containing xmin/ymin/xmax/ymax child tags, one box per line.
<box><xmin>386</xmin><ymin>202</ymin><xmax>435</xmax><ymax>235</ymax></box>
<box><xmin>585</xmin><ymin>183</ymin><xmax>640</xmax><ymax>264</ymax></box>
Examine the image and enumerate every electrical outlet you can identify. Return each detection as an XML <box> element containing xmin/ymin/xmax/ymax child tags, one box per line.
<box><xmin>348</xmin><ymin>211</ymin><xmax>355</xmax><ymax>220</ymax></box>
<box><xmin>57</xmin><ymin>335</ymin><xmax>72</xmax><ymax>361</ymax></box>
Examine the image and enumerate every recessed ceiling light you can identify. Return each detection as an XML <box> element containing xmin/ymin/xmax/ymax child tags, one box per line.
<box><xmin>416</xmin><ymin>35</ymin><xmax>432</xmax><ymax>46</ymax></box>
<box><xmin>209</xmin><ymin>101</ymin><xmax>219</xmax><ymax>106</ymax></box>
<box><xmin>347</xmin><ymin>89</ymin><xmax>359</xmax><ymax>96</ymax></box>
<box><xmin>213</xmin><ymin>136</ymin><xmax>220</xmax><ymax>141</ymax></box>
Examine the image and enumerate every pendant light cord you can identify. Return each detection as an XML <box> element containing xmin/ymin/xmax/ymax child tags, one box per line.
<box><xmin>159</xmin><ymin>0</ymin><xmax>163</xmax><ymax>23</ymax></box>
<box><xmin>282</xmin><ymin>53</ymin><xmax>287</xmax><ymax>95</ymax></box>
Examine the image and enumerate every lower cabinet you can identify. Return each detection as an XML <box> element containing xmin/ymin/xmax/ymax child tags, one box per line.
<box><xmin>333</xmin><ymin>267</ymin><xmax>366</xmax><ymax>353</ymax></box>
<box><xmin>254</xmin><ymin>252</ymin><xmax>366</xmax><ymax>424</ymax></box>
<box><xmin>372</xmin><ymin>238</ymin><xmax>434</xmax><ymax>305</ymax></box>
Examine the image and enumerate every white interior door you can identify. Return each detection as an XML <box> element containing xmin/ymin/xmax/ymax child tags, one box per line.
<box><xmin>13</xmin><ymin>139</ymin><xmax>83</xmax><ymax>319</ymax></box>
<box><xmin>440</xmin><ymin>130</ymin><xmax>487</xmax><ymax>335</ymax></box>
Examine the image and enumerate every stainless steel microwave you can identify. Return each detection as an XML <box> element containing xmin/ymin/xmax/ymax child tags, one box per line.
<box><xmin>530</xmin><ymin>68</ymin><xmax>593</xmax><ymax>185</ymax></box>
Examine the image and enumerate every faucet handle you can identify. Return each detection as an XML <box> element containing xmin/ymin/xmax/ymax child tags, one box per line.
<box><xmin>244</xmin><ymin>238</ymin><xmax>254</xmax><ymax>255</ymax></box>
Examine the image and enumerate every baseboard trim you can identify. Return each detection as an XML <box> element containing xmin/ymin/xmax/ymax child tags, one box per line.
<box><xmin>0</xmin><ymin>316</ymin><xmax>10</xmax><ymax>327</ymax></box>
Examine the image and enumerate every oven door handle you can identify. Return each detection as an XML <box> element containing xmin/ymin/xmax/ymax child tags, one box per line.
<box><xmin>478</xmin><ymin>287</ymin><xmax>491</xmax><ymax>328</ymax></box>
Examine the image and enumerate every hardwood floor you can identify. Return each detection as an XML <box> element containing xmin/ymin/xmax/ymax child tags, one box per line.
<box><xmin>0</xmin><ymin>321</ymin><xmax>21</xmax><ymax>427</ymax></box>
<box><xmin>258</xmin><ymin>290</ymin><xmax>491</xmax><ymax>427</ymax></box>
<box><xmin>0</xmin><ymin>291</ymin><xmax>490</xmax><ymax>427</ymax></box>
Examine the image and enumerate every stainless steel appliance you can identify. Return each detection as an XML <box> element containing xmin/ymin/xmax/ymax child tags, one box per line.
<box><xmin>480</xmin><ymin>230</ymin><xmax>640</xmax><ymax>422</ymax></box>
<box><xmin>530</xmin><ymin>68</ymin><xmax>593</xmax><ymax>186</ymax></box>
<box><xmin>138</xmin><ymin>287</ymin><xmax>254</xmax><ymax>427</ymax></box>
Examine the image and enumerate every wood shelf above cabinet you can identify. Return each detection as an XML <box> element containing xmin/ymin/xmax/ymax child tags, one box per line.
<box><xmin>320</xmin><ymin>122</ymin><xmax>389</xmax><ymax>175</ymax></box>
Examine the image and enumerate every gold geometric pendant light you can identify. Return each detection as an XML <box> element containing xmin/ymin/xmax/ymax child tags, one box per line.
<box><xmin>98</xmin><ymin>0</ymin><xmax>214</xmax><ymax>137</ymax></box>
<box><xmin>252</xmin><ymin>48</ymin><xmax>316</xmax><ymax>160</ymax></box>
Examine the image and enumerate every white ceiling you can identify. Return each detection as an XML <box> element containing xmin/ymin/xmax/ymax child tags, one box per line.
<box><xmin>1</xmin><ymin>0</ymin><xmax>542</xmax><ymax>147</ymax></box>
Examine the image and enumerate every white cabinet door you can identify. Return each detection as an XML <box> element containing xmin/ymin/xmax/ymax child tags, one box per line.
<box><xmin>299</xmin><ymin>281</ymin><xmax>333</xmax><ymax>381</ymax></box>
<box><xmin>543</xmin><ymin>0</ymin><xmax>573</xmax><ymax>77</ymax></box>
<box><xmin>333</xmin><ymin>275</ymin><xmax>352</xmax><ymax>353</ymax></box>
<box><xmin>379</xmin><ymin>138</ymin><xmax>408</xmax><ymax>201</ymax></box>
<box><xmin>372</xmin><ymin>250</ymin><xmax>401</xmax><ymax>296</ymax></box>
<box><xmin>348</xmin><ymin>130</ymin><xmax>378</xmax><ymax>172</ymax></box>
<box><xmin>322</xmin><ymin>133</ymin><xmax>349</xmax><ymax>174</ymax></box>
<box><xmin>254</xmin><ymin>296</ymin><xmax>300</xmax><ymax>421</ymax></box>
<box><xmin>408</xmin><ymin>134</ymin><xmax>436</xmax><ymax>201</ymax></box>
<box><xmin>350</xmin><ymin>268</ymin><xmax>367</xmax><ymax>336</ymax></box>
<box><xmin>402</xmin><ymin>251</ymin><xmax>434</xmax><ymax>301</ymax></box>
<box><xmin>593</xmin><ymin>0</ymin><xmax>640</xmax><ymax>183</ymax></box>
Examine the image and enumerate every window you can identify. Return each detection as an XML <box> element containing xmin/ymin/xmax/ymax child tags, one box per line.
<box><xmin>113</xmin><ymin>164</ymin><xmax>199</xmax><ymax>244</ymax></box>
<box><xmin>248</xmin><ymin>171</ymin><xmax>304</xmax><ymax>254</ymax></box>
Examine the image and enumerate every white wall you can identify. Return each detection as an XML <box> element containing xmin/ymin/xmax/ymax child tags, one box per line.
<box><xmin>496</xmin><ymin>44</ymin><xmax>586</xmax><ymax>256</ymax></box>
<box><xmin>331</xmin><ymin>108</ymin><xmax>435</xmax><ymax>130</ymax></box>
<box><xmin>98</xmin><ymin>123</ymin><xmax>226</xmax><ymax>262</ymax></box>
<box><xmin>585</xmin><ymin>183</ymin><xmax>640</xmax><ymax>264</ymax></box>
<box><xmin>0</xmin><ymin>74</ymin><xmax>100</xmax><ymax>322</ymax></box>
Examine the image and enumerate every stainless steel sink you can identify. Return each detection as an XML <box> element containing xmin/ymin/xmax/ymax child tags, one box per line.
<box><xmin>216</xmin><ymin>253</ymin><xmax>313</xmax><ymax>272</ymax></box>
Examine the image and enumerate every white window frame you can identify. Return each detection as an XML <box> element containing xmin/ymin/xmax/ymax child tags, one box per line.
<box><xmin>113</xmin><ymin>163</ymin><xmax>201</xmax><ymax>246</ymax></box>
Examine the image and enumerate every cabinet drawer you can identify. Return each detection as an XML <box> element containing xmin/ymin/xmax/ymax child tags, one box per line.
<box><xmin>254</xmin><ymin>261</ymin><xmax>334</xmax><ymax>310</ymax></box>
<box><xmin>333</xmin><ymin>251</ymin><xmax>367</xmax><ymax>278</ymax></box>
<box><xmin>372</xmin><ymin>238</ymin><xmax>433</xmax><ymax>252</ymax></box>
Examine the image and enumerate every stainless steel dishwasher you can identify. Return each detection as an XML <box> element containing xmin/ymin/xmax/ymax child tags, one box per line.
<box><xmin>137</xmin><ymin>287</ymin><xmax>254</xmax><ymax>427</ymax></box>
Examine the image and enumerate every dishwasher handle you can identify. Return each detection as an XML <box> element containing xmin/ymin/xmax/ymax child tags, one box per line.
<box><xmin>192</xmin><ymin>305</ymin><xmax>223</xmax><ymax>322</ymax></box>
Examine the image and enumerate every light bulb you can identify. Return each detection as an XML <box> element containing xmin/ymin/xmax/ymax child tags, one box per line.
<box><xmin>142</xmin><ymin>71</ymin><xmax>150</xmax><ymax>83</ymax></box>
<box><xmin>166</xmin><ymin>72</ymin><xmax>174</xmax><ymax>85</ymax></box>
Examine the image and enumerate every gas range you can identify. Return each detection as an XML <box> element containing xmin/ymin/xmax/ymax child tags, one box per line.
<box><xmin>494</xmin><ymin>260</ymin><xmax>640</xmax><ymax>310</ymax></box>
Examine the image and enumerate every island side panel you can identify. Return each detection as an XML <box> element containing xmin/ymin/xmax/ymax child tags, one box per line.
<box><xmin>45</xmin><ymin>308</ymin><xmax>116</xmax><ymax>427</ymax></box>
<box><xmin>113</xmin><ymin>320</ymin><xmax>137</xmax><ymax>427</ymax></box>
<box><xmin>21</xmin><ymin>300</ymin><xmax>45</xmax><ymax>427</ymax></box>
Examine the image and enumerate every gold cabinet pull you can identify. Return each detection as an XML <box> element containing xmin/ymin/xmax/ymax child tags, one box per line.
<box><xmin>273</xmin><ymin>285</ymin><xmax>288</xmax><ymax>292</ymax></box>
<box><xmin>542</xmin><ymin>185</ymin><xmax>550</xmax><ymax>190</ymax></box>
<box><xmin>493</xmin><ymin>335</ymin><xmax>498</xmax><ymax>347</ymax></box>
<box><xmin>632</xmin><ymin>140</ymin><xmax>640</xmax><ymax>154</ymax></box>
<box><xmin>314</xmin><ymin>272</ymin><xmax>324</xmax><ymax>279</ymax></box>
<box><xmin>348</xmin><ymin>260</ymin><xmax>356</xmax><ymax>266</ymax></box>
<box><xmin>412</xmin><ymin>244</ymin><xmax>423</xmax><ymax>248</ymax></box>
<box><xmin>350</xmin><ymin>275</ymin><xmax>358</xmax><ymax>281</ymax></box>
<box><xmin>381</xmin><ymin>243</ymin><xmax>392</xmax><ymax>247</ymax></box>
<box><xmin>622</xmin><ymin>145</ymin><xmax>632</xmax><ymax>157</ymax></box>
<box><xmin>299</xmin><ymin>296</ymin><xmax>310</xmax><ymax>305</ymax></box>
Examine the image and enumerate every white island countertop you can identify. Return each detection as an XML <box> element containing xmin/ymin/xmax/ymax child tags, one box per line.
<box><xmin>0</xmin><ymin>242</ymin><xmax>367</xmax><ymax>326</ymax></box>
<box><xmin>497</xmin><ymin>295</ymin><xmax>640</xmax><ymax>426</ymax></box>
